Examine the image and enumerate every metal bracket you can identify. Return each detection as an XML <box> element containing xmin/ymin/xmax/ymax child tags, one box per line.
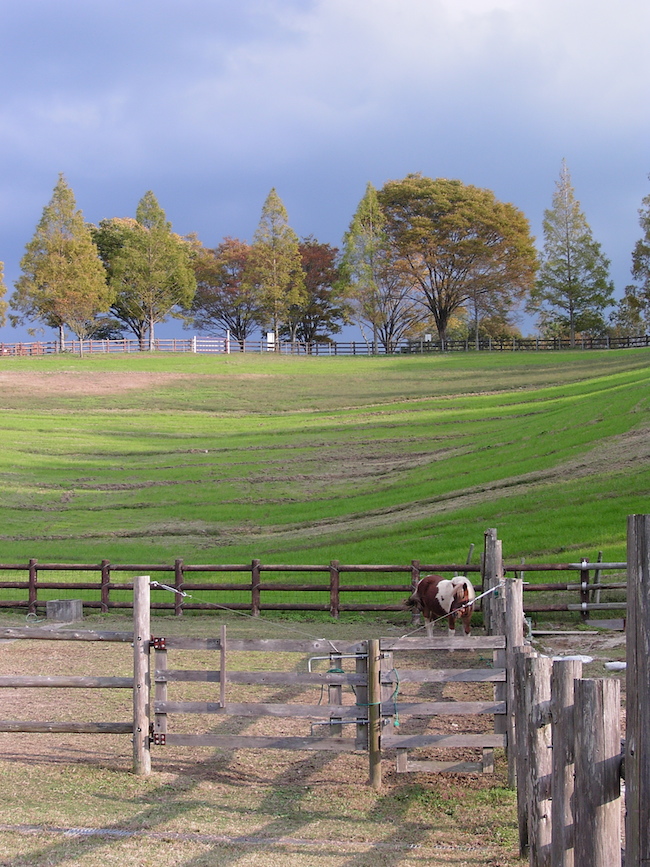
<box><xmin>151</xmin><ymin>636</ymin><xmax>167</xmax><ymax>651</ymax></box>
<box><xmin>150</xmin><ymin>730</ymin><xmax>166</xmax><ymax>746</ymax></box>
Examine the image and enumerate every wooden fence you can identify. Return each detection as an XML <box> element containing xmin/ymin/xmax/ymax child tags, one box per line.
<box><xmin>0</xmin><ymin>554</ymin><xmax>629</xmax><ymax>619</ymax></box>
<box><xmin>1</xmin><ymin>333</ymin><xmax>650</xmax><ymax>357</ymax></box>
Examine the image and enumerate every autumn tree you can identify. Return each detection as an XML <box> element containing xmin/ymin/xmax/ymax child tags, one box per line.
<box><xmin>11</xmin><ymin>174</ymin><xmax>112</xmax><ymax>349</ymax></box>
<box><xmin>528</xmin><ymin>161</ymin><xmax>614</xmax><ymax>344</ymax></box>
<box><xmin>377</xmin><ymin>174</ymin><xmax>537</xmax><ymax>346</ymax></box>
<box><xmin>248</xmin><ymin>188</ymin><xmax>305</xmax><ymax>346</ymax></box>
<box><xmin>186</xmin><ymin>236</ymin><xmax>260</xmax><ymax>348</ymax></box>
<box><xmin>342</xmin><ymin>182</ymin><xmax>420</xmax><ymax>352</ymax></box>
<box><xmin>280</xmin><ymin>238</ymin><xmax>346</xmax><ymax>344</ymax></box>
<box><xmin>94</xmin><ymin>192</ymin><xmax>196</xmax><ymax>350</ymax></box>
<box><xmin>612</xmin><ymin>177</ymin><xmax>650</xmax><ymax>334</ymax></box>
<box><xmin>0</xmin><ymin>262</ymin><xmax>7</xmax><ymax>327</ymax></box>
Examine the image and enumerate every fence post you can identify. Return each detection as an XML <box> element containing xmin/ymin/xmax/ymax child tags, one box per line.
<box><xmin>329</xmin><ymin>560</ymin><xmax>340</xmax><ymax>619</ymax></box>
<box><xmin>174</xmin><ymin>558</ymin><xmax>184</xmax><ymax>617</ymax></box>
<box><xmin>550</xmin><ymin>658</ymin><xmax>583</xmax><ymax>867</ymax></box>
<box><xmin>251</xmin><ymin>559</ymin><xmax>261</xmax><ymax>616</ymax></box>
<box><xmin>100</xmin><ymin>559</ymin><xmax>110</xmax><ymax>612</ymax></box>
<box><xmin>574</xmin><ymin>678</ymin><xmax>621</xmax><ymax>867</ymax></box>
<box><xmin>482</xmin><ymin>529</ymin><xmax>503</xmax><ymax>634</ymax></box>
<box><xmin>626</xmin><ymin>513</ymin><xmax>650</xmax><ymax>865</ymax></box>
<box><xmin>525</xmin><ymin>654</ymin><xmax>553</xmax><ymax>867</ymax></box>
<box><xmin>505</xmin><ymin>579</ymin><xmax>525</xmax><ymax>788</ymax></box>
<box><xmin>28</xmin><ymin>558</ymin><xmax>38</xmax><ymax>615</ymax></box>
<box><xmin>410</xmin><ymin>560</ymin><xmax>421</xmax><ymax>625</ymax></box>
<box><xmin>367</xmin><ymin>638</ymin><xmax>382</xmax><ymax>791</ymax></box>
<box><xmin>513</xmin><ymin>645</ymin><xmax>534</xmax><ymax>856</ymax></box>
<box><xmin>132</xmin><ymin>575</ymin><xmax>151</xmax><ymax>776</ymax></box>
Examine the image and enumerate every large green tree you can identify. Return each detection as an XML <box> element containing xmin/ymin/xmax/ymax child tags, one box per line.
<box><xmin>248</xmin><ymin>188</ymin><xmax>305</xmax><ymax>346</ymax></box>
<box><xmin>378</xmin><ymin>174</ymin><xmax>537</xmax><ymax>345</ymax></box>
<box><xmin>186</xmin><ymin>236</ymin><xmax>260</xmax><ymax>349</ymax></box>
<box><xmin>281</xmin><ymin>237</ymin><xmax>347</xmax><ymax>344</ymax></box>
<box><xmin>94</xmin><ymin>192</ymin><xmax>196</xmax><ymax>350</ymax></box>
<box><xmin>528</xmin><ymin>161</ymin><xmax>614</xmax><ymax>344</ymax></box>
<box><xmin>11</xmin><ymin>174</ymin><xmax>112</xmax><ymax>349</ymax></box>
<box><xmin>342</xmin><ymin>182</ymin><xmax>419</xmax><ymax>352</ymax></box>
<box><xmin>612</xmin><ymin>177</ymin><xmax>650</xmax><ymax>334</ymax></box>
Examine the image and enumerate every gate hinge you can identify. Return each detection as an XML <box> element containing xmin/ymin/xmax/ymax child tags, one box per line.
<box><xmin>149</xmin><ymin>724</ymin><xmax>166</xmax><ymax>746</ymax></box>
<box><xmin>151</xmin><ymin>636</ymin><xmax>167</xmax><ymax>651</ymax></box>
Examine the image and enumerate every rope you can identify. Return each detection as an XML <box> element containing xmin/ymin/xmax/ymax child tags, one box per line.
<box><xmin>400</xmin><ymin>579</ymin><xmax>506</xmax><ymax>638</ymax></box>
<box><xmin>148</xmin><ymin>580</ymin><xmax>343</xmax><ymax>651</ymax></box>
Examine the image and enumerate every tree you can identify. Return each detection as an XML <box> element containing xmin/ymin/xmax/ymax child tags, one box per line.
<box><xmin>378</xmin><ymin>174</ymin><xmax>537</xmax><ymax>346</ymax></box>
<box><xmin>186</xmin><ymin>236</ymin><xmax>260</xmax><ymax>349</ymax></box>
<box><xmin>528</xmin><ymin>161</ymin><xmax>614</xmax><ymax>344</ymax></box>
<box><xmin>0</xmin><ymin>262</ymin><xmax>8</xmax><ymax>327</ymax></box>
<box><xmin>342</xmin><ymin>182</ymin><xmax>420</xmax><ymax>352</ymax></box>
<box><xmin>94</xmin><ymin>192</ymin><xmax>196</xmax><ymax>350</ymax></box>
<box><xmin>11</xmin><ymin>174</ymin><xmax>112</xmax><ymax>350</ymax></box>
<box><xmin>612</xmin><ymin>177</ymin><xmax>650</xmax><ymax>334</ymax></box>
<box><xmin>280</xmin><ymin>237</ymin><xmax>347</xmax><ymax>344</ymax></box>
<box><xmin>248</xmin><ymin>188</ymin><xmax>305</xmax><ymax>346</ymax></box>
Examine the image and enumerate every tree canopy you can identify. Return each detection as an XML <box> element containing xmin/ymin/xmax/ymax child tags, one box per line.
<box><xmin>0</xmin><ymin>262</ymin><xmax>8</xmax><ymax>327</ymax></box>
<box><xmin>377</xmin><ymin>174</ymin><xmax>537</xmax><ymax>344</ymax></box>
<box><xmin>11</xmin><ymin>174</ymin><xmax>112</xmax><ymax>348</ymax></box>
<box><xmin>94</xmin><ymin>192</ymin><xmax>196</xmax><ymax>348</ymax></box>
<box><xmin>528</xmin><ymin>161</ymin><xmax>614</xmax><ymax>344</ymax></box>
<box><xmin>186</xmin><ymin>236</ymin><xmax>260</xmax><ymax>348</ymax></box>
<box><xmin>612</xmin><ymin>177</ymin><xmax>650</xmax><ymax>334</ymax></box>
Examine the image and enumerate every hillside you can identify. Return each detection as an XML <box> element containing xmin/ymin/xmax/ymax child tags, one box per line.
<box><xmin>0</xmin><ymin>349</ymin><xmax>648</xmax><ymax>567</ymax></box>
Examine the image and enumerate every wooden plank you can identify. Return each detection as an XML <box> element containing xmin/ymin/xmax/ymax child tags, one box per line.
<box><xmin>381</xmin><ymin>668</ymin><xmax>505</xmax><ymax>684</ymax></box>
<box><xmin>380</xmin><ymin>636</ymin><xmax>505</xmax><ymax>651</ymax></box>
<box><xmin>160</xmin><ymin>734</ymin><xmax>362</xmax><ymax>751</ymax></box>
<box><xmin>156</xmin><ymin>670</ymin><xmax>366</xmax><ymax>686</ymax></box>
<box><xmin>132</xmin><ymin>575</ymin><xmax>151</xmax><ymax>776</ymax></box>
<box><xmin>386</xmin><ymin>701</ymin><xmax>506</xmax><ymax>715</ymax></box>
<box><xmin>160</xmin><ymin>637</ymin><xmax>366</xmax><ymax>653</ymax></box>
<box><xmin>155</xmin><ymin>701</ymin><xmax>363</xmax><ymax>718</ymax></box>
<box><xmin>0</xmin><ymin>628</ymin><xmax>132</xmax><ymax>642</ymax></box>
<box><xmin>0</xmin><ymin>720</ymin><xmax>132</xmax><ymax>733</ymax></box>
<box><xmin>526</xmin><ymin>654</ymin><xmax>553</xmax><ymax>867</ymax></box>
<box><xmin>0</xmin><ymin>676</ymin><xmax>132</xmax><ymax>689</ymax></box>
<box><xmin>551</xmin><ymin>658</ymin><xmax>583</xmax><ymax>867</ymax></box>
<box><xmin>382</xmin><ymin>733</ymin><xmax>506</xmax><ymax>749</ymax></box>
<box><xmin>398</xmin><ymin>759</ymin><xmax>483</xmax><ymax>774</ymax></box>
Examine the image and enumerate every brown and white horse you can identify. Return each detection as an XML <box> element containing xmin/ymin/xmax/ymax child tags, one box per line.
<box><xmin>406</xmin><ymin>574</ymin><xmax>476</xmax><ymax>638</ymax></box>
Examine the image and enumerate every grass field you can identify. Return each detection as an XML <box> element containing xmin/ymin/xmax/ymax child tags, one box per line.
<box><xmin>0</xmin><ymin>349</ymin><xmax>648</xmax><ymax>572</ymax></box>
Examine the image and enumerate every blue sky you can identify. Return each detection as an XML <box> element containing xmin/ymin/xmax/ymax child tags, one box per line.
<box><xmin>1</xmin><ymin>0</ymin><xmax>648</xmax><ymax>341</ymax></box>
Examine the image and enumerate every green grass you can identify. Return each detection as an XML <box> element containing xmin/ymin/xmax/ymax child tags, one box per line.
<box><xmin>0</xmin><ymin>349</ymin><xmax>648</xmax><ymax>577</ymax></box>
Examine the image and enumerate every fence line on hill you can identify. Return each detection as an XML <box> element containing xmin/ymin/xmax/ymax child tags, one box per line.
<box><xmin>1</xmin><ymin>333</ymin><xmax>650</xmax><ymax>357</ymax></box>
<box><xmin>0</xmin><ymin>556</ymin><xmax>627</xmax><ymax>619</ymax></box>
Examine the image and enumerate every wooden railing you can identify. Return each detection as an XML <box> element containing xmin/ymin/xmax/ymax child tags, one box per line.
<box><xmin>1</xmin><ymin>334</ymin><xmax>649</xmax><ymax>357</ymax></box>
<box><xmin>0</xmin><ymin>557</ymin><xmax>627</xmax><ymax>618</ymax></box>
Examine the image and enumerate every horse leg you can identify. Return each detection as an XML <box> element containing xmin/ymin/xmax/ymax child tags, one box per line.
<box><xmin>424</xmin><ymin>618</ymin><xmax>434</xmax><ymax>639</ymax></box>
<box><xmin>447</xmin><ymin>614</ymin><xmax>456</xmax><ymax>639</ymax></box>
<box><xmin>461</xmin><ymin>609</ymin><xmax>472</xmax><ymax>635</ymax></box>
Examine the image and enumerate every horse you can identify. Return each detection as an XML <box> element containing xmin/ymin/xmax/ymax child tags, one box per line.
<box><xmin>406</xmin><ymin>574</ymin><xmax>476</xmax><ymax>638</ymax></box>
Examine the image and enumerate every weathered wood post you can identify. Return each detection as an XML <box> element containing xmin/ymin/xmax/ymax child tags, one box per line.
<box><xmin>174</xmin><ymin>558</ymin><xmax>184</xmax><ymax>617</ymax></box>
<box><xmin>367</xmin><ymin>638</ymin><xmax>382</xmax><ymax>791</ymax></box>
<box><xmin>251</xmin><ymin>559</ymin><xmax>261</xmax><ymax>617</ymax></box>
<box><xmin>574</xmin><ymin>678</ymin><xmax>621</xmax><ymax>867</ymax></box>
<box><xmin>525</xmin><ymin>654</ymin><xmax>552</xmax><ymax>867</ymax></box>
<box><xmin>550</xmin><ymin>658</ymin><xmax>583</xmax><ymax>867</ymax></box>
<box><xmin>133</xmin><ymin>575</ymin><xmax>151</xmax><ymax>776</ymax></box>
<box><xmin>505</xmin><ymin>579</ymin><xmax>525</xmax><ymax>788</ymax></box>
<box><xmin>329</xmin><ymin>560</ymin><xmax>340</xmax><ymax>619</ymax></box>
<box><xmin>514</xmin><ymin>644</ymin><xmax>534</xmax><ymax>856</ymax></box>
<box><xmin>482</xmin><ymin>529</ymin><xmax>503</xmax><ymax>635</ymax></box>
<box><xmin>626</xmin><ymin>513</ymin><xmax>650</xmax><ymax>865</ymax></box>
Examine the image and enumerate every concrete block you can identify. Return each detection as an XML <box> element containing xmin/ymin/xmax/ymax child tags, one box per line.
<box><xmin>46</xmin><ymin>599</ymin><xmax>83</xmax><ymax>622</ymax></box>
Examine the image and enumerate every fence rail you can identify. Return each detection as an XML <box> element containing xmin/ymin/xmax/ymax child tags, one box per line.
<box><xmin>0</xmin><ymin>557</ymin><xmax>628</xmax><ymax>618</ymax></box>
<box><xmin>1</xmin><ymin>333</ymin><xmax>650</xmax><ymax>357</ymax></box>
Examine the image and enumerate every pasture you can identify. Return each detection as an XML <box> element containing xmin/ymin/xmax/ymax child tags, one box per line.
<box><xmin>0</xmin><ymin>350</ymin><xmax>643</xmax><ymax>865</ymax></box>
<box><xmin>0</xmin><ymin>349</ymin><xmax>648</xmax><ymax>573</ymax></box>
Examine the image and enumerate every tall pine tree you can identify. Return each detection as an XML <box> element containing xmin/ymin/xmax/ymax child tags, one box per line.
<box><xmin>0</xmin><ymin>262</ymin><xmax>7</xmax><ymax>327</ymax></box>
<box><xmin>529</xmin><ymin>161</ymin><xmax>614</xmax><ymax>344</ymax></box>
<box><xmin>11</xmin><ymin>174</ymin><xmax>112</xmax><ymax>349</ymax></box>
<box><xmin>247</xmin><ymin>188</ymin><xmax>305</xmax><ymax>346</ymax></box>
